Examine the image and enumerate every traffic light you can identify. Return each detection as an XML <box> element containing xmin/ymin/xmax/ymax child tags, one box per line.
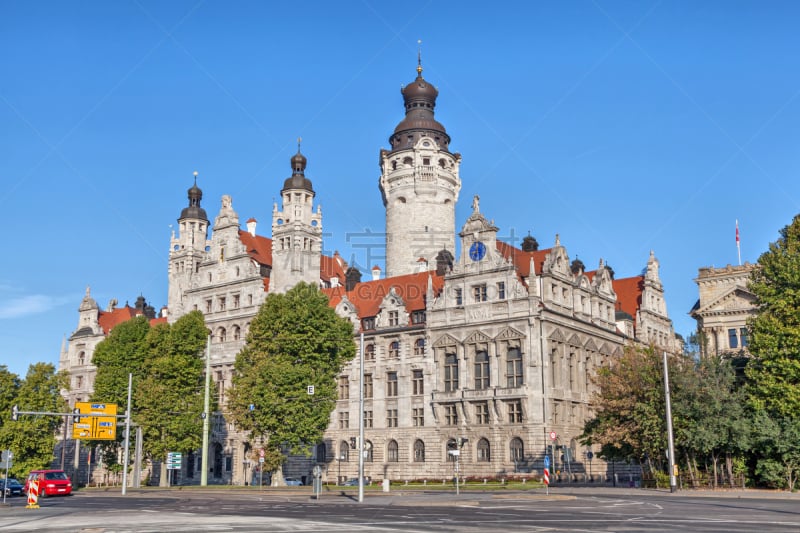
<box><xmin>447</xmin><ymin>438</ymin><xmax>457</xmax><ymax>451</ymax></box>
<box><xmin>458</xmin><ymin>437</ymin><xmax>469</xmax><ymax>447</ymax></box>
<box><xmin>350</xmin><ymin>437</ymin><xmax>357</xmax><ymax>449</ymax></box>
<box><xmin>11</xmin><ymin>405</ymin><xmax>18</xmax><ymax>421</ymax></box>
<box><xmin>73</xmin><ymin>407</ymin><xmax>81</xmax><ymax>423</ymax></box>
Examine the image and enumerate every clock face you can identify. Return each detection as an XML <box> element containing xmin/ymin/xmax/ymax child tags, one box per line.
<box><xmin>469</xmin><ymin>241</ymin><xmax>487</xmax><ymax>261</ymax></box>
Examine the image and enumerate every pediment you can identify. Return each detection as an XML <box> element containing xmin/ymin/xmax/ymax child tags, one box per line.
<box><xmin>696</xmin><ymin>287</ymin><xmax>757</xmax><ymax>315</ymax></box>
<box><xmin>464</xmin><ymin>331</ymin><xmax>491</xmax><ymax>345</ymax></box>
<box><xmin>584</xmin><ymin>338</ymin><xmax>598</xmax><ymax>352</ymax></box>
<box><xmin>433</xmin><ymin>333</ymin><xmax>460</xmax><ymax>348</ymax></box>
<box><xmin>496</xmin><ymin>326</ymin><xmax>526</xmax><ymax>341</ymax></box>
<box><xmin>567</xmin><ymin>333</ymin><xmax>581</xmax><ymax>346</ymax></box>
<box><xmin>548</xmin><ymin>328</ymin><xmax>566</xmax><ymax>342</ymax></box>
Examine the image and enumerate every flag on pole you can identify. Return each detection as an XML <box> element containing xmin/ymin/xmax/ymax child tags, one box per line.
<box><xmin>736</xmin><ymin>219</ymin><xmax>741</xmax><ymax>266</ymax></box>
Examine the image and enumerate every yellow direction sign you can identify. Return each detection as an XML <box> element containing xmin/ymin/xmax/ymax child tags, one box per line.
<box><xmin>72</xmin><ymin>402</ymin><xmax>117</xmax><ymax>440</ymax></box>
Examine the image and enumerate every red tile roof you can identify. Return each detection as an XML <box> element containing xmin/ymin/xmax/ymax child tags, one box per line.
<box><xmin>97</xmin><ymin>307</ymin><xmax>166</xmax><ymax>335</ymax></box>
<box><xmin>612</xmin><ymin>276</ymin><xmax>644</xmax><ymax>324</ymax></box>
<box><xmin>322</xmin><ymin>271</ymin><xmax>444</xmax><ymax>321</ymax></box>
<box><xmin>495</xmin><ymin>241</ymin><xmax>552</xmax><ymax>278</ymax></box>
<box><xmin>238</xmin><ymin>230</ymin><xmax>272</xmax><ymax>267</ymax></box>
<box><xmin>321</xmin><ymin>251</ymin><xmax>347</xmax><ymax>283</ymax></box>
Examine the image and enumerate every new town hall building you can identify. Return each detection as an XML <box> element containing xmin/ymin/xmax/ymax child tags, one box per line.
<box><xmin>60</xmin><ymin>63</ymin><xmax>680</xmax><ymax>485</ymax></box>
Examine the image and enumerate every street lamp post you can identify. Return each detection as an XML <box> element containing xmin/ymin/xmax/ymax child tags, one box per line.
<box><xmin>338</xmin><ymin>453</ymin><xmax>345</xmax><ymax>485</ymax></box>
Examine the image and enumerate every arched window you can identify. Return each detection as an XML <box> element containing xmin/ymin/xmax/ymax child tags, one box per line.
<box><xmin>365</xmin><ymin>344</ymin><xmax>375</xmax><ymax>361</ymax></box>
<box><xmin>474</xmin><ymin>350</ymin><xmax>489</xmax><ymax>390</ymax></box>
<box><xmin>510</xmin><ymin>437</ymin><xmax>524</xmax><ymax>463</ymax></box>
<box><xmin>414</xmin><ymin>338</ymin><xmax>425</xmax><ymax>356</ymax></box>
<box><xmin>413</xmin><ymin>439</ymin><xmax>425</xmax><ymax>462</ymax></box>
<box><xmin>232</xmin><ymin>325</ymin><xmax>241</xmax><ymax>341</ymax></box>
<box><xmin>78</xmin><ymin>351</ymin><xmax>85</xmax><ymax>366</ymax></box>
<box><xmin>477</xmin><ymin>438</ymin><xmax>491</xmax><ymax>462</ymax></box>
<box><xmin>365</xmin><ymin>440</ymin><xmax>373</xmax><ymax>462</ymax></box>
<box><xmin>217</xmin><ymin>327</ymin><xmax>226</xmax><ymax>343</ymax></box>
<box><xmin>388</xmin><ymin>341</ymin><xmax>399</xmax><ymax>358</ymax></box>
<box><xmin>339</xmin><ymin>441</ymin><xmax>350</xmax><ymax>462</ymax></box>
<box><xmin>506</xmin><ymin>348</ymin><xmax>523</xmax><ymax>387</ymax></box>
<box><xmin>387</xmin><ymin>440</ymin><xmax>399</xmax><ymax>462</ymax></box>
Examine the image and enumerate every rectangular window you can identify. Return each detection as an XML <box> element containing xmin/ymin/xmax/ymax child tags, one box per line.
<box><xmin>413</xmin><ymin>407</ymin><xmax>424</xmax><ymax>427</ymax></box>
<box><xmin>388</xmin><ymin>310</ymin><xmax>399</xmax><ymax>326</ymax></box>
<box><xmin>474</xmin><ymin>351</ymin><xmax>489</xmax><ymax>390</ymax></box>
<box><xmin>233</xmin><ymin>294</ymin><xmax>240</xmax><ymax>309</ymax></box>
<box><xmin>225</xmin><ymin>456</ymin><xmax>232</xmax><ymax>472</ymax></box>
<box><xmin>455</xmin><ymin>288</ymin><xmax>463</xmax><ymax>306</ymax></box>
<box><xmin>362</xmin><ymin>317</ymin><xmax>376</xmax><ymax>330</ymax></box>
<box><xmin>387</xmin><ymin>372</ymin><xmax>398</xmax><ymax>397</ymax></box>
<box><xmin>364</xmin><ymin>410</ymin><xmax>373</xmax><ymax>428</ymax></box>
<box><xmin>338</xmin><ymin>376</ymin><xmax>349</xmax><ymax>400</ymax></box>
<box><xmin>219</xmin><ymin>297</ymin><xmax>226</xmax><ymax>311</ymax></box>
<box><xmin>411</xmin><ymin>310</ymin><xmax>426</xmax><ymax>324</ymax></box>
<box><xmin>507</xmin><ymin>400</ymin><xmax>523</xmax><ymax>423</ymax></box>
<box><xmin>497</xmin><ymin>281</ymin><xmax>506</xmax><ymax>300</ymax></box>
<box><xmin>475</xmin><ymin>401</ymin><xmax>490</xmax><ymax>425</ymax></box>
<box><xmin>728</xmin><ymin>328</ymin><xmax>739</xmax><ymax>349</ymax></box>
<box><xmin>444</xmin><ymin>353</ymin><xmax>459</xmax><ymax>392</ymax></box>
<box><xmin>205</xmin><ymin>300</ymin><xmax>212</xmax><ymax>313</ymax></box>
<box><xmin>248</xmin><ymin>294</ymin><xmax>253</xmax><ymax>306</ymax></box>
<box><xmin>387</xmin><ymin>409</ymin><xmax>398</xmax><ymax>428</ymax></box>
<box><xmin>445</xmin><ymin>404</ymin><xmax>459</xmax><ymax>425</ymax></box>
<box><xmin>339</xmin><ymin>411</ymin><xmax>349</xmax><ymax>429</ymax></box>
<box><xmin>364</xmin><ymin>374</ymin><xmax>373</xmax><ymax>398</ymax></box>
<box><xmin>473</xmin><ymin>284</ymin><xmax>487</xmax><ymax>302</ymax></box>
<box><xmin>740</xmin><ymin>328</ymin><xmax>749</xmax><ymax>348</ymax></box>
<box><xmin>507</xmin><ymin>348</ymin><xmax>523</xmax><ymax>387</ymax></box>
<box><xmin>412</xmin><ymin>370</ymin><xmax>424</xmax><ymax>395</ymax></box>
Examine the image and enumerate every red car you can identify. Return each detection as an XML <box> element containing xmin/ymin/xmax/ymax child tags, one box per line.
<box><xmin>24</xmin><ymin>469</ymin><xmax>72</xmax><ymax>497</ymax></box>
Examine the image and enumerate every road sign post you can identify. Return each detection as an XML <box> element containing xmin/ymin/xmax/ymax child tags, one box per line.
<box><xmin>72</xmin><ymin>402</ymin><xmax>118</xmax><ymax>440</ymax></box>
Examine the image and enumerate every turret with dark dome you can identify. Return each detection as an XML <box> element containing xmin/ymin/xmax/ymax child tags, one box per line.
<box><xmin>180</xmin><ymin>174</ymin><xmax>208</xmax><ymax>222</ymax></box>
<box><xmin>389</xmin><ymin>61</ymin><xmax>451</xmax><ymax>153</ymax></box>
<box><xmin>282</xmin><ymin>146</ymin><xmax>314</xmax><ymax>193</ymax></box>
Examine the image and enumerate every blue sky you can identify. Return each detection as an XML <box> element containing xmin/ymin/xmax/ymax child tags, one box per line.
<box><xmin>2</xmin><ymin>1</ymin><xmax>799</xmax><ymax>378</ymax></box>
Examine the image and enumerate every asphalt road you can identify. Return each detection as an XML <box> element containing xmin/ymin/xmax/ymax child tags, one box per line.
<box><xmin>2</xmin><ymin>486</ymin><xmax>800</xmax><ymax>532</ymax></box>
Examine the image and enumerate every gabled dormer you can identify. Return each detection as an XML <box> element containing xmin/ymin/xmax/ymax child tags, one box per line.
<box><xmin>375</xmin><ymin>288</ymin><xmax>409</xmax><ymax>329</ymax></box>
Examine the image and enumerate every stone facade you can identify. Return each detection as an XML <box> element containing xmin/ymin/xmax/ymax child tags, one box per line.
<box><xmin>689</xmin><ymin>263</ymin><xmax>757</xmax><ymax>358</ymax></box>
<box><xmin>60</xmin><ymin>63</ymin><xmax>680</xmax><ymax>486</ymax></box>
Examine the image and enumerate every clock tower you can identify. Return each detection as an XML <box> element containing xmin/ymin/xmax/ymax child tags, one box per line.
<box><xmin>458</xmin><ymin>194</ymin><xmax>499</xmax><ymax>268</ymax></box>
<box><xmin>379</xmin><ymin>58</ymin><xmax>462</xmax><ymax>278</ymax></box>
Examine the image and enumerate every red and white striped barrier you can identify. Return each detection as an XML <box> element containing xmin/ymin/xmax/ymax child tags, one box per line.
<box><xmin>26</xmin><ymin>479</ymin><xmax>39</xmax><ymax>509</ymax></box>
<box><xmin>543</xmin><ymin>467</ymin><xmax>550</xmax><ymax>486</ymax></box>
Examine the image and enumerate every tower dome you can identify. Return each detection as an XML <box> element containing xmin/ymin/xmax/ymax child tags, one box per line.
<box><xmin>180</xmin><ymin>174</ymin><xmax>208</xmax><ymax>221</ymax></box>
<box><xmin>389</xmin><ymin>63</ymin><xmax>451</xmax><ymax>152</ymax></box>
<box><xmin>282</xmin><ymin>146</ymin><xmax>314</xmax><ymax>193</ymax></box>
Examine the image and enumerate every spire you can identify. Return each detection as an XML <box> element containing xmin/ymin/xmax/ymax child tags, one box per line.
<box><xmin>417</xmin><ymin>39</ymin><xmax>423</xmax><ymax>76</ymax></box>
<box><xmin>283</xmin><ymin>140</ymin><xmax>313</xmax><ymax>193</ymax></box>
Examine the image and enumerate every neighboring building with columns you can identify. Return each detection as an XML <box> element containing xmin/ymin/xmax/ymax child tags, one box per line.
<box><xmin>60</xmin><ymin>61</ymin><xmax>681</xmax><ymax>486</ymax></box>
<box><xmin>689</xmin><ymin>263</ymin><xmax>758</xmax><ymax>358</ymax></box>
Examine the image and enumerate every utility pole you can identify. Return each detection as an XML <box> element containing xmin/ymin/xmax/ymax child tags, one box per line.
<box><xmin>201</xmin><ymin>335</ymin><xmax>211</xmax><ymax>486</ymax></box>
<box><xmin>358</xmin><ymin>332</ymin><xmax>364</xmax><ymax>504</ymax></box>
<box><xmin>663</xmin><ymin>350</ymin><xmax>677</xmax><ymax>493</ymax></box>
<box><xmin>121</xmin><ymin>373</ymin><xmax>132</xmax><ymax>495</ymax></box>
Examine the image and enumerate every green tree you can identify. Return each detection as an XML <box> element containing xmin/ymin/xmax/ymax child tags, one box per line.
<box><xmin>581</xmin><ymin>345</ymin><xmax>668</xmax><ymax>466</ymax></box>
<box><xmin>135</xmin><ymin>311</ymin><xmax>209</xmax><ymax>485</ymax></box>
<box><xmin>746</xmin><ymin>214</ymin><xmax>800</xmax><ymax>417</ymax></box>
<box><xmin>90</xmin><ymin>315</ymin><xmax>151</xmax><ymax>468</ymax></box>
<box><xmin>0</xmin><ymin>364</ymin><xmax>68</xmax><ymax>478</ymax></box>
<box><xmin>92</xmin><ymin>315</ymin><xmax>151</xmax><ymax>406</ymax></box>
<box><xmin>228</xmin><ymin>283</ymin><xmax>354</xmax><ymax>482</ymax></box>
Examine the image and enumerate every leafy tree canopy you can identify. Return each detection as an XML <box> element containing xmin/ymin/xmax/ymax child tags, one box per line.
<box><xmin>229</xmin><ymin>283</ymin><xmax>355</xmax><ymax>462</ymax></box>
<box><xmin>746</xmin><ymin>213</ymin><xmax>800</xmax><ymax>417</ymax></box>
<box><xmin>0</xmin><ymin>363</ymin><xmax>68</xmax><ymax>478</ymax></box>
<box><xmin>135</xmin><ymin>310</ymin><xmax>210</xmax><ymax>461</ymax></box>
<box><xmin>92</xmin><ymin>315</ymin><xmax>152</xmax><ymax>406</ymax></box>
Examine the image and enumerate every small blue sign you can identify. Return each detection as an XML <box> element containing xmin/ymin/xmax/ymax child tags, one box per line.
<box><xmin>91</xmin><ymin>403</ymin><xmax>106</xmax><ymax>409</ymax></box>
<box><xmin>99</xmin><ymin>422</ymin><xmax>112</xmax><ymax>427</ymax></box>
<box><xmin>544</xmin><ymin>455</ymin><xmax>551</xmax><ymax>468</ymax></box>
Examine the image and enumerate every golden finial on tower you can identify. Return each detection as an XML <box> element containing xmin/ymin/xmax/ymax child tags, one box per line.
<box><xmin>417</xmin><ymin>39</ymin><xmax>423</xmax><ymax>75</ymax></box>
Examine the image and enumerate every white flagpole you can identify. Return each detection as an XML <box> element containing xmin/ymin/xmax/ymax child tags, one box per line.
<box><xmin>736</xmin><ymin>219</ymin><xmax>741</xmax><ymax>266</ymax></box>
